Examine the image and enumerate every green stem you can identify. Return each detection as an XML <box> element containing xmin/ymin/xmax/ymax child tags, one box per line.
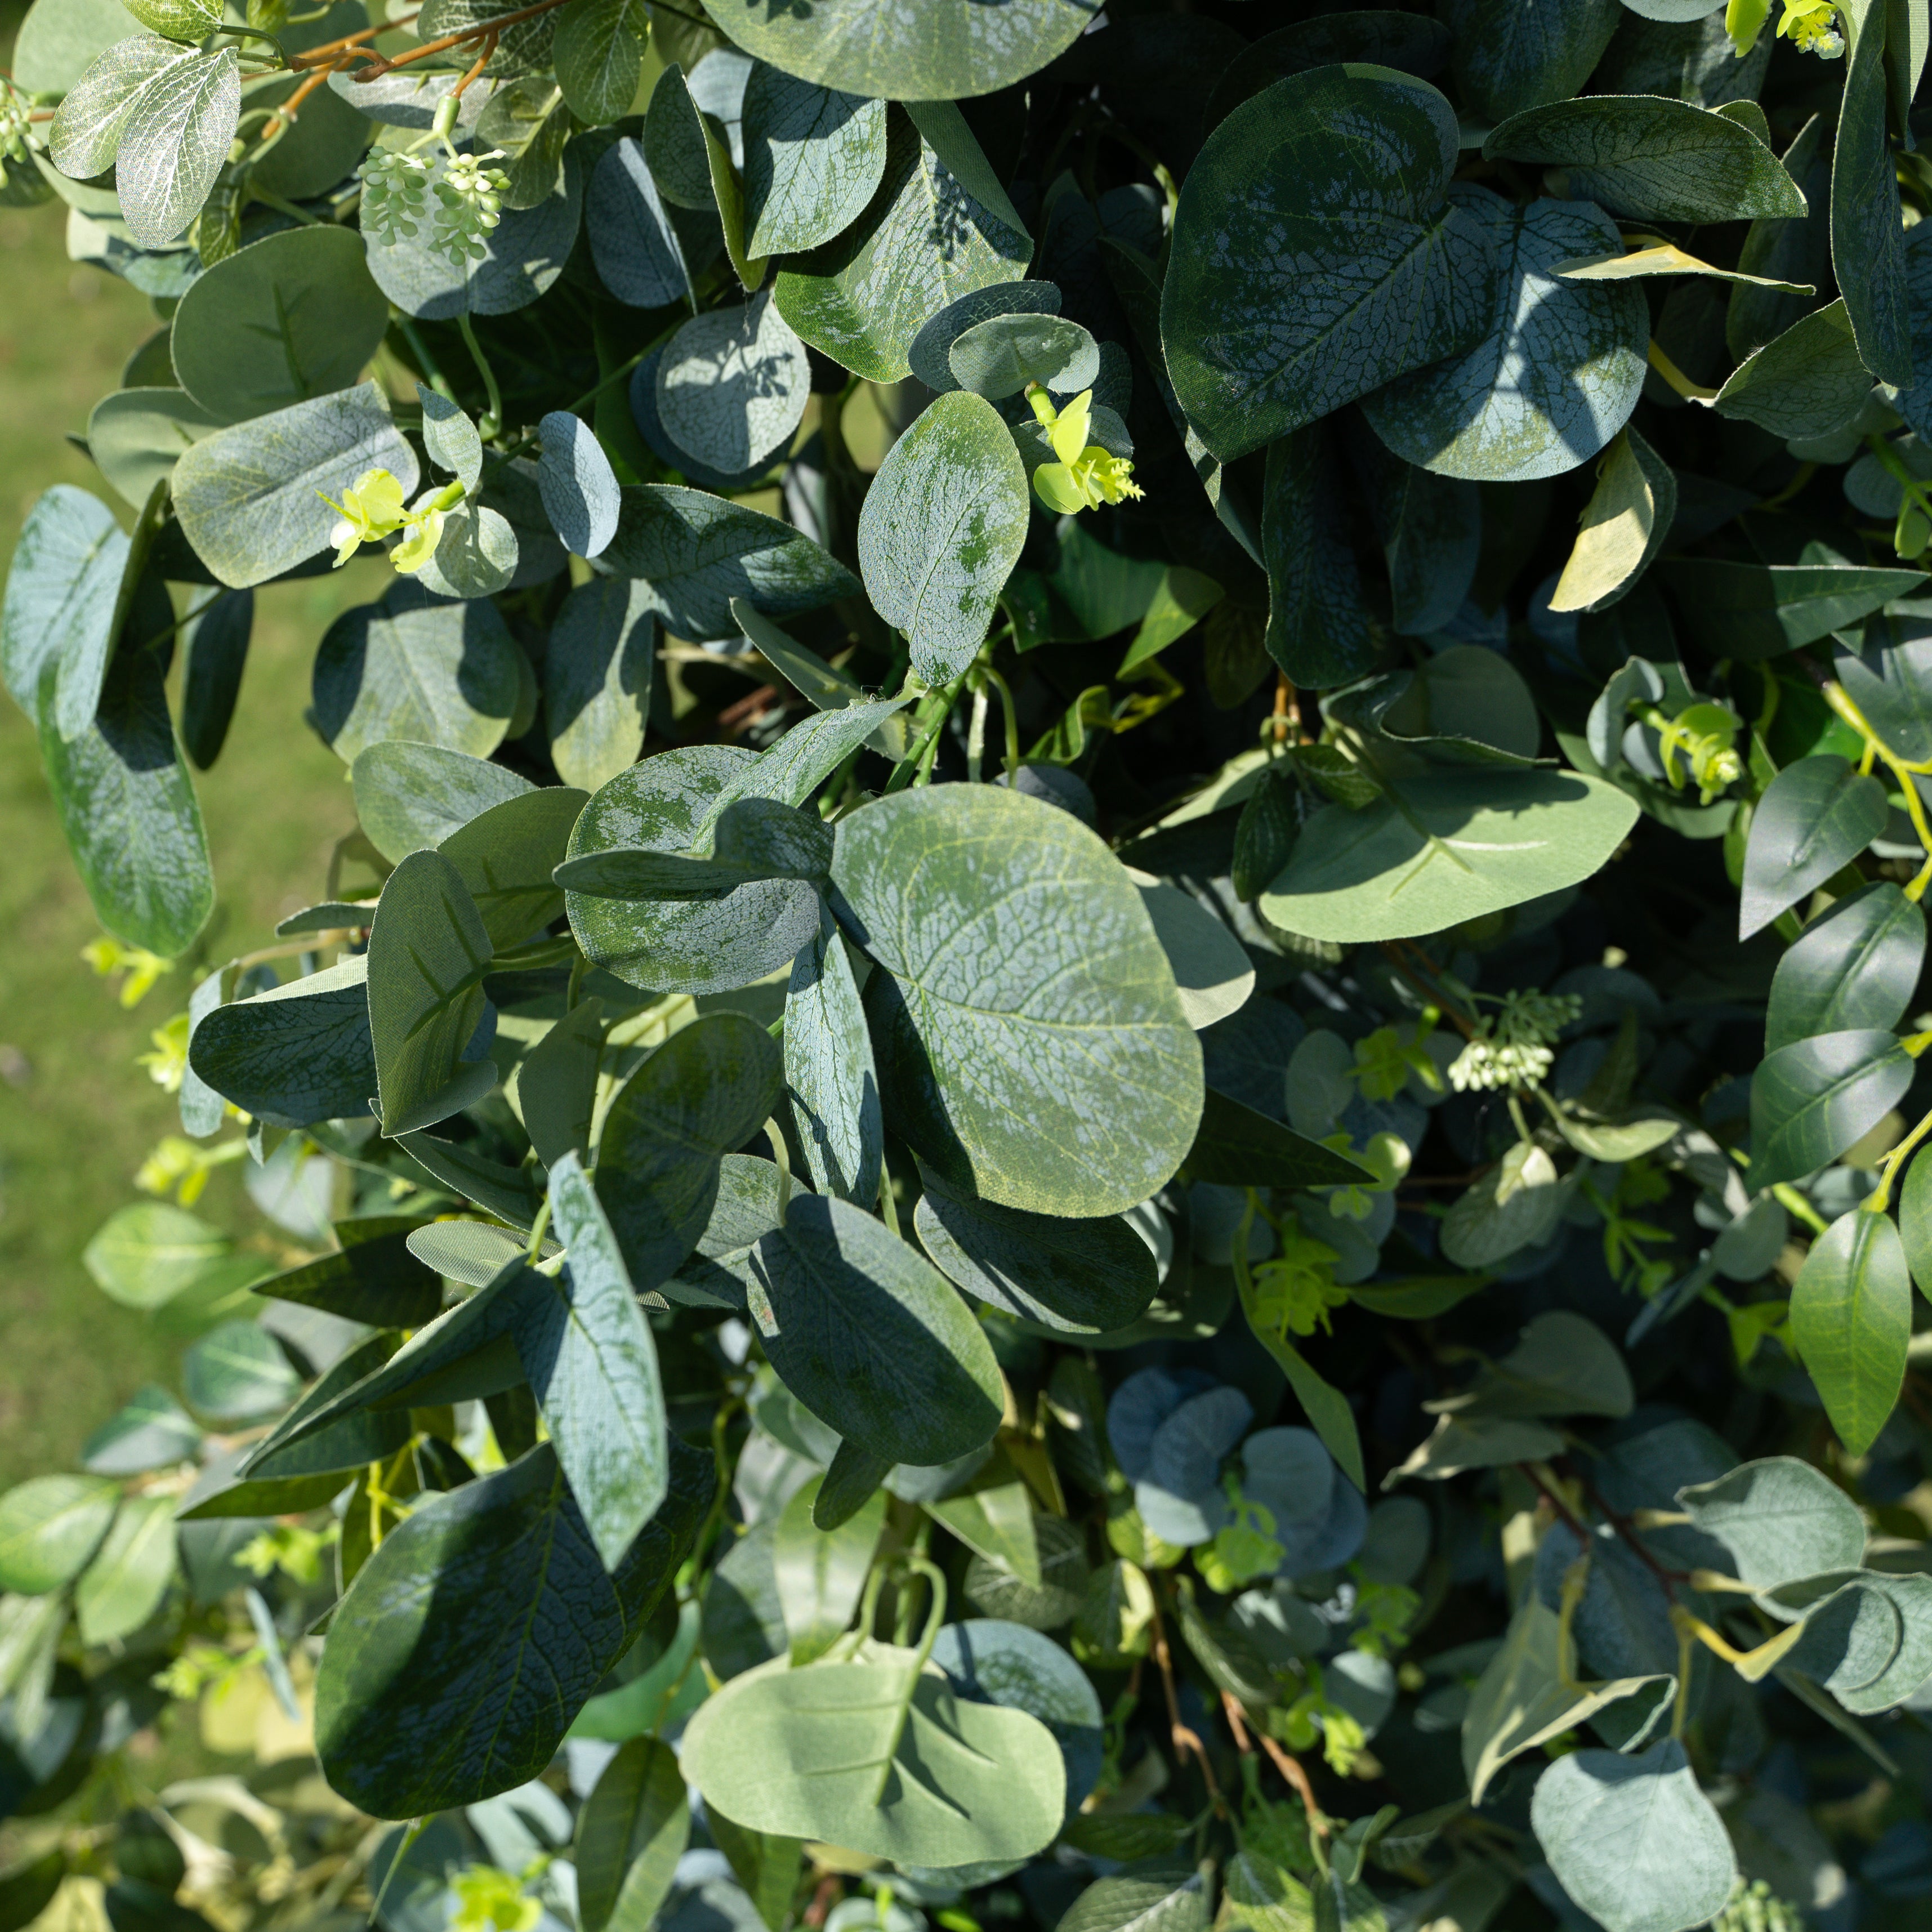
<box><xmin>246</xmin><ymin>184</ymin><xmax>322</xmax><ymax>226</ymax></box>
<box><xmin>457</xmin><ymin>314</ymin><xmax>503</xmax><ymax>438</ymax></box>
<box><xmin>981</xmin><ymin>663</ymin><xmax>1021</xmax><ymax>778</ymax></box>
<box><xmin>1771</xmin><ymin>1181</ymin><xmax>1829</xmax><ymax>1236</ymax></box>
<box><xmin>883</xmin><ymin>681</ymin><xmax>963</xmax><ymax>795</ymax></box>
<box><xmin>396</xmin><ymin>314</ymin><xmax>457</xmax><ymax>404</ymax></box>
<box><xmin>1867</xmin><ymin>1105</ymin><xmax>1932</xmax><ymax>1213</ymax></box>
<box><xmin>764</xmin><ymin>1117</ymin><xmax>792</xmax><ymax>1217</ymax></box>
<box><xmin>524</xmin><ymin>1197</ymin><xmax>551</xmax><ymax>1262</ymax></box>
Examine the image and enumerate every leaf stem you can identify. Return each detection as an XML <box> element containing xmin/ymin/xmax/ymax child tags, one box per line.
<box><xmin>1866</xmin><ymin>1104</ymin><xmax>1932</xmax><ymax>1212</ymax></box>
<box><xmin>524</xmin><ymin>1197</ymin><xmax>551</xmax><ymax>1262</ymax></box>
<box><xmin>981</xmin><ymin>663</ymin><xmax>1021</xmax><ymax>778</ymax></box>
<box><xmin>457</xmin><ymin>314</ymin><xmax>503</xmax><ymax>438</ymax></box>
<box><xmin>1646</xmin><ymin>339</ymin><xmax>1717</xmax><ymax>402</ymax></box>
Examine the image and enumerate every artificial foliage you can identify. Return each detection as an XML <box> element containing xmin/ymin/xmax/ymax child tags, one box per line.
<box><xmin>11</xmin><ymin>3</ymin><xmax>1932</xmax><ymax>1932</ymax></box>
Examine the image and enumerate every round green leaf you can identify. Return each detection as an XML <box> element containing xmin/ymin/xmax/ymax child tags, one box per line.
<box><xmin>1360</xmin><ymin>189</ymin><xmax>1647</xmax><ymax>483</ymax></box>
<box><xmin>751</xmin><ymin>1194</ymin><xmax>1004</xmax><ymax>1466</ymax></box>
<box><xmin>1483</xmin><ymin>95</ymin><xmax>1806</xmax><ymax>223</ymax></box>
<box><xmin>742</xmin><ymin>66</ymin><xmax>887</xmax><ymax>258</ymax></box>
<box><xmin>552</xmin><ymin>0</ymin><xmax>649</xmax><ymax>126</ymax></box>
<box><xmin>856</xmin><ymin>390</ymin><xmax>1029</xmax><ymax>684</ymax></box>
<box><xmin>773</xmin><ymin>110</ymin><xmax>1030</xmax><ymax>383</ymax></box>
<box><xmin>74</xmin><ymin>1494</ymin><xmax>178</xmax><ymax>1646</ymax></box>
<box><xmin>588</xmin><ymin>137</ymin><xmax>693</xmax><ymax>309</ymax></box>
<box><xmin>1444</xmin><ymin>0</ymin><xmax>1623</xmax><ymax>123</ymax></box>
<box><xmin>932</xmin><ymin>1617</ymin><xmax>1104</xmax><ymax>1806</ymax></box>
<box><xmin>86</xmin><ymin>389</ymin><xmax>224</xmax><ymax>511</ymax></box>
<box><xmin>1161</xmin><ymin>67</ymin><xmax>1494</xmax><ymax>463</ymax></box>
<box><xmin>414</xmin><ymin>502</ymin><xmax>520</xmax><ymax>601</ymax></box>
<box><xmin>565</xmin><ymin>744</ymin><xmax>822</xmax><ymax>993</ymax></box>
<box><xmin>947</xmin><ymin>313</ymin><xmax>1099</xmax><ymax>400</ymax></box>
<box><xmin>546</xmin><ymin>578</ymin><xmax>655</xmax><ymax>794</ymax></box>
<box><xmin>12</xmin><ymin>0</ymin><xmax>139</xmax><ymax>93</ymax></box>
<box><xmin>1714</xmin><ymin>301</ymin><xmax>1871</xmax><ymax>441</ymax></box>
<box><xmin>1</xmin><ymin>484</ymin><xmax>128</xmax><ymax>726</ymax></box>
<box><xmin>1258</xmin><ymin>769</ymin><xmax>1639</xmax><ymax>944</ymax></box>
<box><xmin>1530</xmin><ymin>1741</ymin><xmax>1736</xmax><ymax>1932</ymax></box>
<box><xmin>914</xmin><ymin>1177</ymin><xmax>1158</xmax><ymax>1336</ymax></box>
<box><xmin>695</xmin><ymin>0</ymin><xmax>1093</xmax><ymax>100</ymax></box>
<box><xmin>832</xmin><ymin>786</ymin><xmax>1202</xmax><ymax>1218</ymax></box>
<box><xmin>169</xmin><ymin>226</ymin><xmax>390</xmax><ymax>425</ymax></box>
<box><xmin>0</xmin><ymin>1475</ymin><xmax>120</xmax><ymax>1594</ymax></box>
<box><xmin>82</xmin><ymin>1202</ymin><xmax>227</xmax><ymax>1309</ymax></box>
<box><xmin>353</xmin><ymin>740</ymin><xmax>534</xmax><ymax>863</ymax></box>
<box><xmin>182</xmin><ymin>1319</ymin><xmax>299</xmax><ymax>1421</ymax></box>
<box><xmin>315</xmin><ymin>1439</ymin><xmax>712</xmax><ymax>1818</ymax></box>
<box><xmin>656</xmin><ymin>294</ymin><xmax>812</xmax><ymax>476</ymax></box>
<box><xmin>311</xmin><ymin>581</ymin><xmax>524</xmax><ymax>765</ymax></box>
<box><xmin>81</xmin><ymin>1385</ymin><xmax>202</xmax><ymax>1475</ymax></box>
<box><xmin>909</xmin><ymin>282</ymin><xmax>1062</xmax><ymax>394</ymax></box>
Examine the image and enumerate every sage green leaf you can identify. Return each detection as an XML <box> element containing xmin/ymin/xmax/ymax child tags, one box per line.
<box><xmin>1</xmin><ymin>485</ymin><xmax>126</xmax><ymax>726</ymax></box>
<box><xmin>596</xmin><ymin>1012</ymin><xmax>783</xmax><ymax>1293</ymax></box>
<box><xmin>749</xmin><ymin>1193</ymin><xmax>1005</xmax><ymax>1465</ymax></box>
<box><xmin>1183</xmin><ymin>1088</ymin><xmax>1372</xmax><ymax>1190</ymax></box>
<box><xmin>82</xmin><ymin>1202</ymin><xmax>226</xmax><ymax>1310</ymax></box>
<box><xmin>598</xmin><ymin>484</ymin><xmax>859</xmax><ymax>642</ymax></box>
<box><xmin>0</xmin><ymin>1476</ymin><xmax>119</xmax><ymax>1594</ymax></box>
<box><xmin>1531</xmin><ymin>1741</ymin><xmax>1735</xmax><ymax>1932</ymax></box>
<box><xmin>418</xmin><ymin>387</ymin><xmax>483</xmax><ymax>493</ymax></box>
<box><xmin>252</xmin><ymin>1221</ymin><xmax>442</xmax><ymax>1328</ymax></box>
<box><xmin>364</xmin><ymin>146</ymin><xmax>582</xmax><ymax>320</ymax></box>
<box><xmin>695</xmin><ymin>0</ymin><xmax>1092</xmax><ymax>100</ymax></box>
<box><xmin>1056</xmin><ymin>1869</ymin><xmax>1206</xmax><ymax>1932</ymax></box>
<box><xmin>86</xmin><ymin>388</ymin><xmax>222</xmax><ymax>511</ymax></box>
<box><xmin>367</xmin><ymin>848</ymin><xmax>498</xmax><ymax>1136</ymax></box>
<box><xmin>1444</xmin><ymin>0</ymin><xmax>1623</xmax><ymax>121</ymax></box>
<box><xmin>773</xmin><ymin>1473</ymin><xmax>885</xmax><ymax>1663</ymax></box>
<box><xmin>187</xmin><ymin>956</ymin><xmax>374</xmax><ymax>1128</ymax></box>
<box><xmin>547</xmin><ymin>575</ymin><xmax>655</xmax><ymax>795</ymax></box>
<box><xmin>810</xmin><ymin>1439</ymin><xmax>891</xmax><ymax>1533</ymax></box>
<box><xmin>656</xmin><ymin>295</ymin><xmax>811</xmax><ymax>476</ymax></box>
<box><xmin>0</xmin><ymin>1854</ymin><xmax>65</xmax><ymax>1932</ymax></box>
<box><xmin>948</xmin><ymin>314</ymin><xmax>1099</xmax><ymax>400</ymax></box>
<box><xmin>1738</xmin><ymin>755</ymin><xmax>1889</xmax><ymax>939</ymax></box>
<box><xmin>113</xmin><ymin>44</ymin><xmax>239</xmax><ymax>248</ymax></box>
<box><xmin>38</xmin><ymin>644</ymin><xmax>213</xmax><ymax>958</ymax></box>
<box><xmin>1791</xmin><ymin>1208</ymin><xmax>1911</xmax><ymax>1458</ymax></box>
<box><xmin>537</xmin><ymin>411</ymin><xmax>621</xmax><ymax>561</ymax></box>
<box><xmin>353</xmin><ymin>740</ymin><xmax>533</xmax><ymax>863</ymax></box>
<box><xmin>553</xmin><ymin>0</ymin><xmax>648</xmax><ymax>126</ymax></box>
<box><xmin>1462</xmin><ymin>1591</ymin><xmax>1672</xmax><ymax>1805</ymax></box>
<box><xmin>182</xmin><ymin>1319</ymin><xmax>298</xmax><ymax>1421</ymax></box>
<box><xmin>679</xmin><ymin>1640</ymin><xmax>1065</xmax><ymax>1866</ymax></box>
<box><xmin>914</xmin><ymin>1174</ymin><xmax>1158</xmax><ymax>1336</ymax></box>
<box><xmin>1162</xmin><ymin>68</ymin><xmax>1493</xmax><ymax>462</ymax></box>
<box><xmin>312</xmin><ymin>580</ymin><xmax>523</xmax><ymax>764</ymax></box>
<box><xmin>440</xmin><ymin>786</ymin><xmax>587</xmax><ymax>949</ymax></box>
<box><xmin>1484</xmin><ymin>96</ymin><xmax>1805</xmax><ymax>223</ymax></box>
<box><xmin>81</xmin><ymin>1385</ymin><xmax>200</xmax><ymax>1475</ymax></box>
<box><xmin>643</xmin><ymin>61</ymin><xmax>713</xmax><ymax>209</ymax></box>
<box><xmin>575</xmin><ymin>1738</ymin><xmax>689</xmax><ymax>1932</ymax></box>
<box><xmin>909</xmin><ymin>283</ymin><xmax>1063</xmax><ymax>393</ymax></box>
<box><xmin>1655</xmin><ymin>560</ymin><xmax>1925</xmax><ymax>659</ymax></box>
<box><xmin>15</xmin><ymin>0</ymin><xmax>152</xmax><ymax>91</ymax></box>
<box><xmin>1259</xmin><ymin>769</ymin><xmax>1639</xmax><ymax>944</ymax></box>
<box><xmin>1751</xmin><ymin>1030</ymin><xmax>1912</xmax><ymax>1189</ymax></box>
<box><xmin>1360</xmin><ymin>189</ymin><xmax>1647</xmax><ymax>483</ymax></box>
<box><xmin>588</xmin><ymin>137</ymin><xmax>693</xmax><ymax>310</ymax></box>
<box><xmin>931</xmin><ymin>1617</ymin><xmax>1104</xmax><ymax>1805</ymax></box>
<box><xmin>414</xmin><ymin>503</ymin><xmax>519</xmax><ymax>601</ymax></box>
<box><xmin>742</xmin><ymin>67</ymin><xmax>886</xmax><ymax>258</ymax></box>
<box><xmin>1728</xmin><ymin>113</ymin><xmax>1832</xmax><ymax>360</ymax></box>
<box><xmin>856</xmin><ymin>390</ymin><xmax>1028</xmax><ymax>683</ymax></box>
<box><xmin>171</xmin><ymin>380</ymin><xmax>420</xmax><ymax>589</ymax></box>
<box><xmin>315</xmin><ymin>1437</ymin><xmax>712</xmax><ymax>1818</ymax></box>
<box><xmin>399</xmin><ymin>1127</ymin><xmax>546</xmax><ymax>1228</ymax></box>
<box><xmin>239</xmin><ymin>1336</ymin><xmax>409</xmax><ymax>1482</ymax></box>
<box><xmin>1260</xmin><ymin>423</ymin><xmax>1374</xmax><ymax>688</ymax></box>
<box><xmin>179</xmin><ymin>586</ymin><xmax>251</xmax><ymax>770</ymax></box>
<box><xmin>48</xmin><ymin>33</ymin><xmax>197</xmax><ymax>180</ymax></box>
<box><xmin>923</xmin><ymin>1460</ymin><xmax>1038</xmax><ymax>1583</ymax></box>
<box><xmin>1132</xmin><ymin>878</ymin><xmax>1252</xmax><ymax>1031</ymax></box>
<box><xmin>773</xmin><ymin>109</ymin><xmax>1031</xmax><ymax>383</ymax></box>
<box><xmin>566</xmin><ymin>746</ymin><xmax>822</xmax><ymax>992</ymax></box>
<box><xmin>510</xmin><ymin>1153</ymin><xmax>668</xmax><ymax>1569</ymax></box>
<box><xmin>557</xmin><ymin>797</ymin><xmax>832</xmax><ymax>899</ymax></box>
<box><xmin>1677</xmin><ymin>1457</ymin><xmax>1867</xmax><ymax>1588</ymax></box>
<box><xmin>169</xmin><ymin>227</ymin><xmax>389</xmax><ymax>425</ymax></box>
<box><xmin>785</xmin><ymin>914</ymin><xmax>881</xmax><ymax>1206</ymax></box>
<box><xmin>1547</xmin><ymin>426</ymin><xmax>1676</xmax><ymax>614</ymax></box>
<box><xmin>834</xmin><ymin>786</ymin><xmax>1202</xmax><ymax>1218</ymax></box>
<box><xmin>1713</xmin><ymin>301</ymin><xmax>1871</xmax><ymax>441</ymax></box>
<box><xmin>1833</xmin><ymin>0</ymin><xmax>1913</xmax><ymax>387</ymax></box>
<box><xmin>1767</xmin><ymin>884</ymin><xmax>1924</xmax><ymax>1052</ymax></box>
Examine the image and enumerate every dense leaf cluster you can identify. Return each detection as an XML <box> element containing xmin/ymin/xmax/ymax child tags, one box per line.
<box><xmin>11</xmin><ymin>4</ymin><xmax>1932</xmax><ymax>1932</ymax></box>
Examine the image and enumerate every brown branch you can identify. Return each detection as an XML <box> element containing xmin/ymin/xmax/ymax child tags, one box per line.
<box><xmin>259</xmin><ymin>60</ymin><xmax>339</xmax><ymax>138</ymax></box>
<box><xmin>449</xmin><ymin>29</ymin><xmax>497</xmax><ymax>98</ymax></box>
<box><xmin>1516</xmin><ymin>1460</ymin><xmax>1591</xmax><ymax>1544</ymax></box>
<box><xmin>1380</xmin><ymin>939</ymin><xmax>1478</xmax><ymax>1039</ymax></box>
<box><xmin>285</xmin><ymin>8</ymin><xmax>418</xmax><ymax>64</ymax></box>
<box><xmin>1222</xmin><ymin>1685</ymin><xmax>1327</xmax><ymax>1839</ymax></box>
<box><xmin>717</xmin><ymin>683</ymin><xmax>782</xmax><ymax>735</ymax></box>
<box><xmin>1568</xmin><ymin>1463</ymin><xmax>1692</xmax><ymax>1589</ymax></box>
<box><xmin>1147</xmin><ymin>1592</ymin><xmax>1222</xmax><ymax>1810</ymax></box>
<box><xmin>324</xmin><ymin>0</ymin><xmax>573</xmax><ymax>81</ymax></box>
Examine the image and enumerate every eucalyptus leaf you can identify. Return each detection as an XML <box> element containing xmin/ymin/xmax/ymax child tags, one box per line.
<box><xmin>741</xmin><ymin>68</ymin><xmax>887</xmax><ymax>258</ymax></box>
<box><xmin>575</xmin><ymin>1737</ymin><xmax>689</xmax><ymax>1932</ymax></box>
<box><xmin>784</xmin><ymin>913</ymin><xmax>881</xmax><ymax>1206</ymax></box>
<box><xmin>1833</xmin><ymin>0</ymin><xmax>1913</xmax><ymax>387</ymax></box>
<box><xmin>187</xmin><ymin>956</ymin><xmax>375</xmax><ymax>1130</ymax></box>
<box><xmin>656</xmin><ymin>296</ymin><xmax>811</xmax><ymax>478</ymax></box>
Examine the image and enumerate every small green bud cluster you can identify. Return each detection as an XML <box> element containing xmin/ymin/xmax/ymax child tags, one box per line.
<box><xmin>432</xmin><ymin>150</ymin><xmax>511</xmax><ymax>264</ymax></box>
<box><xmin>0</xmin><ymin>79</ymin><xmax>32</xmax><ymax>165</ymax></box>
<box><xmin>359</xmin><ymin>148</ymin><xmax>434</xmax><ymax>245</ymax></box>
<box><xmin>1714</xmin><ymin>1880</ymin><xmax>1805</xmax><ymax>1932</ymax></box>
<box><xmin>1448</xmin><ymin>990</ymin><xmax>1583</xmax><ymax>1093</ymax></box>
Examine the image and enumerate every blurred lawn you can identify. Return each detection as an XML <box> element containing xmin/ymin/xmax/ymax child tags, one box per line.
<box><xmin>0</xmin><ymin>109</ymin><xmax>387</xmax><ymax>1483</ymax></box>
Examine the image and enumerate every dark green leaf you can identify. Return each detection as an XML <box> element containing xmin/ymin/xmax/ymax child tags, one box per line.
<box><xmin>315</xmin><ymin>1438</ymin><xmax>711</xmax><ymax>1817</ymax></box>
<box><xmin>1833</xmin><ymin>1</ymin><xmax>1913</xmax><ymax>386</ymax></box>
<box><xmin>785</xmin><ymin>913</ymin><xmax>881</xmax><ymax>1206</ymax></box>
<box><xmin>1791</xmin><ymin>1207</ymin><xmax>1911</xmax><ymax>1458</ymax></box>
<box><xmin>353</xmin><ymin>740</ymin><xmax>534</xmax><ymax>864</ymax></box>
<box><xmin>1749</xmin><ymin>1030</ymin><xmax>1912</xmax><ymax>1190</ymax></box>
<box><xmin>1739</xmin><ymin>755</ymin><xmax>1889</xmax><ymax>939</ymax></box>
<box><xmin>575</xmin><ymin>1737</ymin><xmax>689</xmax><ymax>1932</ymax></box>
<box><xmin>1260</xmin><ymin>423</ymin><xmax>1373</xmax><ymax>688</ymax></box>
<box><xmin>188</xmin><ymin>956</ymin><xmax>374</xmax><ymax>1129</ymax></box>
<box><xmin>1445</xmin><ymin>0</ymin><xmax>1623</xmax><ymax>121</ymax></box>
<box><xmin>1766</xmin><ymin>883</ymin><xmax>1924</xmax><ymax>1052</ymax></box>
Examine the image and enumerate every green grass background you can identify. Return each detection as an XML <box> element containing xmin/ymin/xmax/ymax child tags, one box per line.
<box><xmin>0</xmin><ymin>65</ymin><xmax>380</xmax><ymax>1484</ymax></box>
